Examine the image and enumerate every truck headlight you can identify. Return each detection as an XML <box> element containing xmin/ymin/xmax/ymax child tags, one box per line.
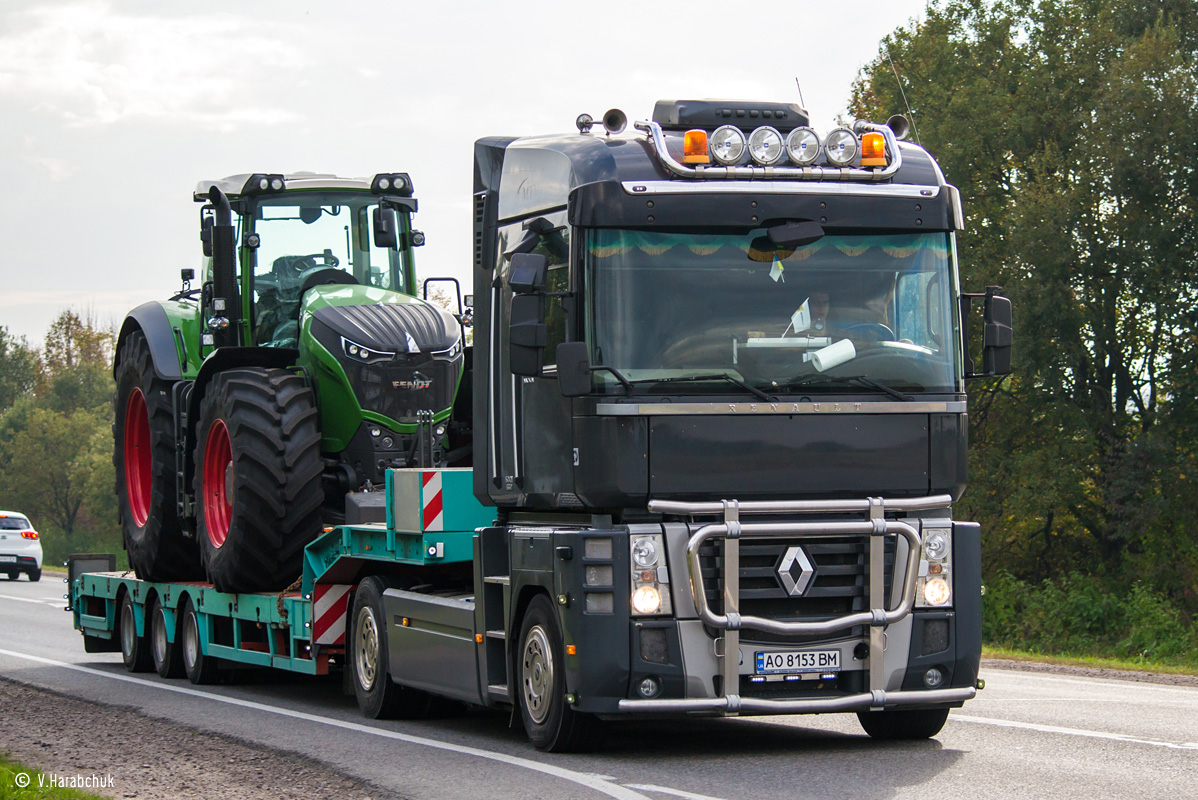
<box><xmin>630</xmin><ymin>533</ymin><xmax>671</xmax><ymax>616</ymax></box>
<box><xmin>916</xmin><ymin>526</ymin><xmax>953</xmax><ymax>607</ymax></box>
<box><xmin>922</xmin><ymin>577</ymin><xmax>952</xmax><ymax>606</ymax></box>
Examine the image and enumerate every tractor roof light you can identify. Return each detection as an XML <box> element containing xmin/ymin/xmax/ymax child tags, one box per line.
<box><xmin>371</xmin><ymin>173</ymin><xmax>414</xmax><ymax>197</ymax></box>
<box><xmin>240</xmin><ymin>173</ymin><xmax>286</xmax><ymax>196</ymax></box>
<box><xmin>860</xmin><ymin>131</ymin><xmax>887</xmax><ymax>167</ymax></box>
<box><xmin>785</xmin><ymin>127</ymin><xmax>821</xmax><ymax>166</ymax></box>
<box><xmin>709</xmin><ymin>125</ymin><xmax>746</xmax><ymax>165</ymax></box>
<box><xmin>824</xmin><ymin>129</ymin><xmax>859</xmax><ymax>167</ymax></box>
<box><xmin>683</xmin><ymin>129</ymin><xmax>710</xmax><ymax>164</ymax></box>
<box><xmin>747</xmin><ymin>126</ymin><xmax>785</xmax><ymax>165</ymax></box>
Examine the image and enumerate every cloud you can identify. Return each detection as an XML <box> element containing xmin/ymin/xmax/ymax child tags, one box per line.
<box><xmin>21</xmin><ymin>154</ymin><xmax>77</xmax><ymax>181</ymax></box>
<box><xmin>0</xmin><ymin>1</ymin><xmax>303</xmax><ymax>130</ymax></box>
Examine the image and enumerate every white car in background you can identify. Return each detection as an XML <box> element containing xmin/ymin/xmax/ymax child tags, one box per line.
<box><xmin>0</xmin><ymin>511</ymin><xmax>43</xmax><ymax>582</ymax></box>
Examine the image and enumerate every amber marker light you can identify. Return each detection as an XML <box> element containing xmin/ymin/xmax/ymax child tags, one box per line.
<box><xmin>683</xmin><ymin>129</ymin><xmax>710</xmax><ymax>164</ymax></box>
<box><xmin>860</xmin><ymin>132</ymin><xmax>887</xmax><ymax>166</ymax></box>
<box><xmin>566</xmin><ymin>644</ymin><xmax>577</xmax><ymax>656</ymax></box>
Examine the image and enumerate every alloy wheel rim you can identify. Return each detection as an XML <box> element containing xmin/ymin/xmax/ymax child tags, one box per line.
<box><xmin>522</xmin><ymin>625</ymin><xmax>554</xmax><ymax>724</ymax></box>
<box><xmin>202</xmin><ymin>420</ymin><xmax>233</xmax><ymax>548</ymax></box>
<box><xmin>124</xmin><ymin>388</ymin><xmax>152</xmax><ymax>527</ymax></box>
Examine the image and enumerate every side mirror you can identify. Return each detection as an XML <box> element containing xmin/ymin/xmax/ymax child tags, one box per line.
<box><xmin>509</xmin><ymin>294</ymin><xmax>546</xmax><ymax>376</ymax></box>
<box><xmin>509</xmin><ymin>253</ymin><xmax>548</xmax><ymax>295</ymax></box>
<box><xmin>556</xmin><ymin>342</ymin><xmax>592</xmax><ymax>396</ymax></box>
<box><xmin>200</xmin><ymin>214</ymin><xmax>214</xmax><ymax>257</ymax></box>
<box><xmin>463</xmin><ymin>294</ymin><xmax>474</xmax><ymax>309</ymax></box>
<box><xmin>181</xmin><ymin>268</ymin><xmax>195</xmax><ymax>283</ymax></box>
<box><xmin>373</xmin><ymin>206</ymin><xmax>398</xmax><ymax>249</ymax></box>
<box><xmin>982</xmin><ymin>293</ymin><xmax>1013</xmax><ymax>375</ymax></box>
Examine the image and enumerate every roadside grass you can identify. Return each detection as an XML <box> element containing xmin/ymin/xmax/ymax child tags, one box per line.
<box><xmin>0</xmin><ymin>758</ymin><xmax>107</xmax><ymax>800</ymax></box>
<box><xmin>983</xmin><ymin>646</ymin><xmax>1198</xmax><ymax>676</ymax></box>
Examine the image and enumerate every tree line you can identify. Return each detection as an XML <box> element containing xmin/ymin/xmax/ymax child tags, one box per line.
<box><xmin>853</xmin><ymin>0</ymin><xmax>1198</xmax><ymax>644</ymax></box>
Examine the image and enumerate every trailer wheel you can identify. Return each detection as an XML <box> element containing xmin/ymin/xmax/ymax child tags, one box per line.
<box><xmin>857</xmin><ymin>707</ymin><xmax>950</xmax><ymax>740</ymax></box>
<box><xmin>351</xmin><ymin>577</ymin><xmax>431</xmax><ymax>719</ymax></box>
<box><xmin>194</xmin><ymin>368</ymin><xmax>323</xmax><ymax>593</ymax></box>
<box><xmin>517</xmin><ymin>594</ymin><xmax>593</xmax><ymax>752</ymax></box>
<box><xmin>114</xmin><ymin>330</ymin><xmax>202</xmax><ymax>582</ymax></box>
<box><xmin>150</xmin><ymin>598</ymin><xmax>184</xmax><ymax>678</ymax></box>
<box><xmin>180</xmin><ymin>598</ymin><xmax>220</xmax><ymax>685</ymax></box>
<box><xmin>118</xmin><ymin>592</ymin><xmax>153</xmax><ymax>673</ymax></box>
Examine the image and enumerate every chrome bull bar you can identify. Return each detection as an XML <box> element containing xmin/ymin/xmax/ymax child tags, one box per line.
<box><xmin>618</xmin><ymin>494</ymin><xmax>977</xmax><ymax>715</ymax></box>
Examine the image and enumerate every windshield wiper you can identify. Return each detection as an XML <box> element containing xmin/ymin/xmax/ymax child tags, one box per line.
<box><xmin>626</xmin><ymin>373</ymin><xmax>775</xmax><ymax>402</ymax></box>
<box><xmin>776</xmin><ymin>374</ymin><xmax>913</xmax><ymax>402</ymax></box>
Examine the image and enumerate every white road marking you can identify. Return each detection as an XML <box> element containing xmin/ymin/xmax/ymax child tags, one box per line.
<box><xmin>950</xmin><ymin>714</ymin><xmax>1198</xmax><ymax>750</ymax></box>
<box><xmin>0</xmin><ymin>648</ymin><xmax>650</xmax><ymax>800</ymax></box>
<box><xmin>0</xmin><ymin>593</ymin><xmax>62</xmax><ymax>607</ymax></box>
<box><xmin>626</xmin><ymin>784</ymin><xmax>730</xmax><ymax>800</ymax></box>
<box><xmin>983</xmin><ymin>668</ymin><xmax>1198</xmax><ymax>697</ymax></box>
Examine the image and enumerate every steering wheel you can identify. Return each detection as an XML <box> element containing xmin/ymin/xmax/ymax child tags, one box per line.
<box><xmin>842</xmin><ymin>322</ymin><xmax>894</xmax><ymax>341</ymax></box>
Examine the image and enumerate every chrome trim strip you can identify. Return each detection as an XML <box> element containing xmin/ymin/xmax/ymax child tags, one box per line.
<box><xmin>595</xmin><ymin>401</ymin><xmax>966</xmax><ymax>416</ymax></box>
<box><xmin>635</xmin><ymin>120</ymin><xmax>905</xmax><ymax>182</ymax></box>
<box><xmin>617</xmin><ymin>686</ymin><xmax>976</xmax><ymax>715</ymax></box>
<box><xmin>649</xmin><ymin>495</ymin><xmax>953</xmax><ymax>516</ymax></box>
<box><xmin>620</xmin><ymin>180</ymin><xmax>940</xmax><ymax>199</ymax></box>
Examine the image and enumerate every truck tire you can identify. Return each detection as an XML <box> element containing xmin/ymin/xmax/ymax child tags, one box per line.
<box><xmin>29</xmin><ymin>568</ymin><xmax>41</xmax><ymax>582</ymax></box>
<box><xmin>150</xmin><ymin>598</ymin><xmax>184</xmax><ymax>678</ymax></box>
<box><xmin>351</xmin><ymin>577</ymin><xmax>431</xmax><ymax>719</ymax></box>
<box><xmin>857</xmin><ymin>707</ymin><xmax>950</xmax><ymax>740</ymax></box>
<box><xmin>118</xmin><ymin>592</ymin><xmax>153</xmax><ymax>673</ymax></box>
<box><xmin>193</xmin><ymin>368</ymin><xmax>323</xmax><ymax>593</ymax></box>
<box><xmin>516</xmin><ymin>594</ymin><xmax>594</xmax><ymax>752</ymax></box>
<box><xmin>179</xmin><ymin>598</ymin><xmax>220</xmax><ymax>685</ymax></box>
<box><xmin>114</xmin><ymin>330</ymin><xmax>202</xmax><ymax>581</ymax></box>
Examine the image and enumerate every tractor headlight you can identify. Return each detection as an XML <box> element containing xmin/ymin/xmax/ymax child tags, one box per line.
<box><xmin>630</xmin><ymin>534</ymin><xmax>671</xmax><ymax>616</ymax></box>
<box><xmin>824</xmin><ymin>128</ymin><xmax>859</xmax><ymax>166</ymax></box>
<box><xmin>710</xmin><ymin>125</ymin><xmax>746</xmax><ymax>165</ymax></box>
<box><xmin>341</xmin><ymin>337</ymin><xmax>395</xmax><ymax>365</ymax></box>
<box><xmin>747</xmin><ymin>126</ymin><xmax>784</xmax><ymax>165</ymax></box>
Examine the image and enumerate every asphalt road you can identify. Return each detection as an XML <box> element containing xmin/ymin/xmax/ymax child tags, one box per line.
<box><xmin>2</xmin><ymin>574</ymin><xmax>1196</xmax><ymax>800</ymax></box>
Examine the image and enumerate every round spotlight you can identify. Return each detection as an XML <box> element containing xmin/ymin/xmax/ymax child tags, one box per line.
<box><xmin>370</xmin><ymin>427</ymin><xmax>381</xmax><ymax>437</ymax></box>
<box><xmin>923</xmin><ymin>577</ymin><xmax>951</xmax><ymax>606</ymax></box>
<box><xmin>637</xmin><ymin>676</ymin><xmax>661</xmax><ymax>698</ymax></box>
<box><xmin>245</xmin><ymin>233</ymin><xmax>261</xmax><ymax>248</ymax></box>
<box><xmin>393</xmin><ymin>175</ymin><xmax>406</xmax><ymax>191</ymax></box>
<box><xmin>923</xmin><ymin>531</ymin><xmax>949</xmax><ymax>560</ymax></box>
<box><xmin>378</xmin><ymin>177</ymin><xmax>391</xmax><ymax>190</ymax></box>
<box><xmin>632</xmin><ymin>537</ymin><xmax>659</xmax><ymax>568</ymax></box>
<box><xmin>824</xmin><ymin>128</ymin><xmax>859</xmax><ymax>166</ymax></box>
<box><xmin>258</xmin><ymin>177</ymin><xmax>270</xmax><ymax>191</ymax></box>
<box><xmin>748</xmin><ymin>126</ymin><xmax>784</xmax><ymax>165</ymax></box>
<box><xmin>710</xmin><ymin>125</ymin><xmax>746</xmax><ymax>165</ymax></box>
<box><xmin>381</xmin><ymin>436</ymin><xmax>394</xmax><ymax>449</ymax></box>
<box><xmin>786</xmin><ymin>127</ymin><xmax>821</xmax><ymax>166</ymax></box>
<box><xmin>923</xmin><ymin>667</ymin><xmax>944</xmax><ymax>688</ymax></box>
<box><xmin>632</xmin><ymin>586</ymin><xmax>663</xmax><ymax>615</ymax></box>
<box><xmin>411</xmin><ymin>231</ymin><xmax>426</xmax><ymax>247</ymax></box>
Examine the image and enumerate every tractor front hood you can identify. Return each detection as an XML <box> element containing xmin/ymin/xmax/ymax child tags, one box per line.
<box><xmin>302</xmin><ymin>286</ymin><xmax>460</xmax><ymax>354</ymax></box>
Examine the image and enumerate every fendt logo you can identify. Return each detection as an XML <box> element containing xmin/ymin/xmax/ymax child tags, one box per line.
<box><xmin>778</xmin><ymin>546</ymin><xmax>815</xmax><ymax>596</ymax></box>
<box><xmin>392</xmin><ymin>372</ymin><xmax>433</xmax><ymax>391</ymax></box>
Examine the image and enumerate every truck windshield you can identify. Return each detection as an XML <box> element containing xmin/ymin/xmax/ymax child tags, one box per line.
<box><xmin>249</xmin><ymin>192</ymin><xmax>411</xmax><ymax>346</ymax></box>
<box><xmin>584</xmin><ymin>228</ymin><xmax>960</xmax><ymax>395</ymax></box>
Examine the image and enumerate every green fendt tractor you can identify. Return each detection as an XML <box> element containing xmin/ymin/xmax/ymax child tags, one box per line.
<box><xmin>113</xmin><ymin>172</ymin><xmax>469</xmax><ymax>592</ymax></box>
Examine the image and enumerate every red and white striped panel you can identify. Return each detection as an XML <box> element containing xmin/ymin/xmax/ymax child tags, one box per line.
<box><xmin>312</xmin><ymin>584</ymin><xmax>352</xmax><ymax>645</ymax></box>
<box><xmin>422</xmin><ymin>470</ymin><xmax>443</xmax><ymax>532</ymax></box>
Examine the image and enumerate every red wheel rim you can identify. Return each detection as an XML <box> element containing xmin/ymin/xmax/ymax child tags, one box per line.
<box><xmin>124</xmin><ymin>388</ymin><xmax>152</xmax><ymax>527</ymax></box>
<box><xmin>202</xmin><ymin>419</ymin><xmax>233</xmax><ymax>548</ymax></box>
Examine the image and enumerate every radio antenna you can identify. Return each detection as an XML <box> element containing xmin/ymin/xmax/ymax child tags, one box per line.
<box><xmin>793</xmin><ymin>77</ymin><xmax>807</xmax><ymax>111</ymax></box>
<box><xmin>886</xmin><ymin>45</ymin><xmax>921</xmax><ymax>145</ymax></box>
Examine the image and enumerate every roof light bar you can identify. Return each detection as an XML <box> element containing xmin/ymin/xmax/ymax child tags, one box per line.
<box><xmin>240</xmin><ymin>173</ymin><xmax>286</xmax><ymax>196</ymax></box>
<box><xmin>371</xmin><ymin>173</ymin><xmax>414</xmax><ymax>197</ymax></box>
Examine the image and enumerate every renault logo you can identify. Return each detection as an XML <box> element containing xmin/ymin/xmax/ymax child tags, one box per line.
<box><xmin>778</xmin><ymin>546</ymin><xmax>814</xmax><ymax>596</ymax></box>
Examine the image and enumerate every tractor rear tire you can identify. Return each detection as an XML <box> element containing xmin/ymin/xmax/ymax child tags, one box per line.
<box><xmin>194</xmin><ymin>368</ymin><xmax>323</xmax><ymax>593</ymax></box>
<box><xmin>114</xmin><ymin>330</ymin><xmax>202</xmax><ymax>581</ymax></box>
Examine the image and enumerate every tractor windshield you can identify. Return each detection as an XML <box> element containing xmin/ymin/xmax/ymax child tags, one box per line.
<box><xmin>249</xmin><ymin>192</ymin><xmax>412</xmax><ymax>346</ymax></box>
<box><xmin>584</xmin><ymin>228</ymin><xmax>962</xmax><ymax>396</ymax></box>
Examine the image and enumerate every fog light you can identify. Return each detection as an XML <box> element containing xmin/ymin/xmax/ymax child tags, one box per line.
<box><xmin>710</xmin><ymin>125</ymin><xmax>746</xmax><ymax>165</ymax></box>
<box><xmin>923</xmin><ymin>667</ymin><xmax>944</xmax><ymax>688</ymax></box>
<box><xmin>631</xmin><ymin>586</ymin><xmax>662</xmax><ymax>615</ymax></box>
<box><xmin>824</xmin><ymin>128</ymin><xmax>858</xmax><ymax>166</ymax></box>
<box><xmin>748</xmin><ymin>126</ymin><xmax>784</xmax><ymax>165</ymax></box>
<box><xmin>637</xmin><ymin>676</ymin><xmax>661</xmax><ymax>698</ymax></box>
<box><xmin>923</xmin><ymin>577</ymin><xmax>951</xmax><ymax>606</ymax></box>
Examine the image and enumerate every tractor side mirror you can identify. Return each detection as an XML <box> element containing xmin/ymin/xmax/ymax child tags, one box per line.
<box><xmin>509</xmin><ymin>253</ymin><xmax>547</xmax><ymax>295</ymax></box>
<box><xmin>509</xmin><ymin>294</ymin><xmax>546</xmax><ymax>376</ymax></box>
<box><xmin>373</xmin><ymin>206</ymin><xmax>398</xmax><ymax>249</ymax></box>
<box><xmin>982</xmin><ymin>293</ymin><xmax>1013</xmax><ymax>375</ymax></box>
<box><xmin>200</xmin><ymin>214</ymin><xmax>214</xmax><ymax>257</ymax></box>
<box><xmin>556</xmin><ymin>342</ymin><xmax>592</xmax><ymax>396</ymax></box>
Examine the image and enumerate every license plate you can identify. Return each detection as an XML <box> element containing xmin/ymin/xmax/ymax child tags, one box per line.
<box><xmin>0</xmin><ymin>556</ymin><xmax>16</xmax><ymax>563</ymax></box>
<box><xmin>756</xmin><ymin>649</ymin><xmax>840</xmax><ymax>674</ymax></box>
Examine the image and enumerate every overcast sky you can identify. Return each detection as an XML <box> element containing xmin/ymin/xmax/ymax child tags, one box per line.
<box><xmin>0</xmin><ymin>0</ymin><xmax>928</xmax><ymax>345</ymax></box>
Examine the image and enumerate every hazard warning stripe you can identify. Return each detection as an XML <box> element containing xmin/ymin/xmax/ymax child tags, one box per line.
<box><xmin>422</xmin><ymin>470</ymin><xmax>443</xmax><ymax>532</ymax></box>
<box><xmin>312</xmin><ymin>584</ymin><xmax>352</xmax><ymax>645</ymax></box>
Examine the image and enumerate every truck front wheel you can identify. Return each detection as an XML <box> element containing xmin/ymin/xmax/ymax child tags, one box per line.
<box><xmin>114</xmin><ymin>331</ymin><xmax>201</xmax><ymax>581</ymax></box>
<box><xmin>857</xmin><ymin>707</ymin><xmax>950</xmax><ymax>740</ymax></box>
<box><xmin>193</xmin><ymin>368</ymin><xmax>323</xmax><ymax>593</ymax></box>
<box><xmin>516</xmin><ymin>595</ymin><xmax>593</xmax><ymax>752</ymax></box>
<box><xmin>351</xmin><ymin>577</ymin><xmax>431</xmax><ymax>719</ymax></box>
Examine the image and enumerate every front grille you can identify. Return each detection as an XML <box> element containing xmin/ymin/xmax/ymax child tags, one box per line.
<box><xmin>697</xmin><ymin>534</ymin><xmax>896</xmax><ymax>645</ymax></box>
<box><xmin>354</xmin><ymin>356</ymin><xmax>460</xmax><ymax>423</ymax></box>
